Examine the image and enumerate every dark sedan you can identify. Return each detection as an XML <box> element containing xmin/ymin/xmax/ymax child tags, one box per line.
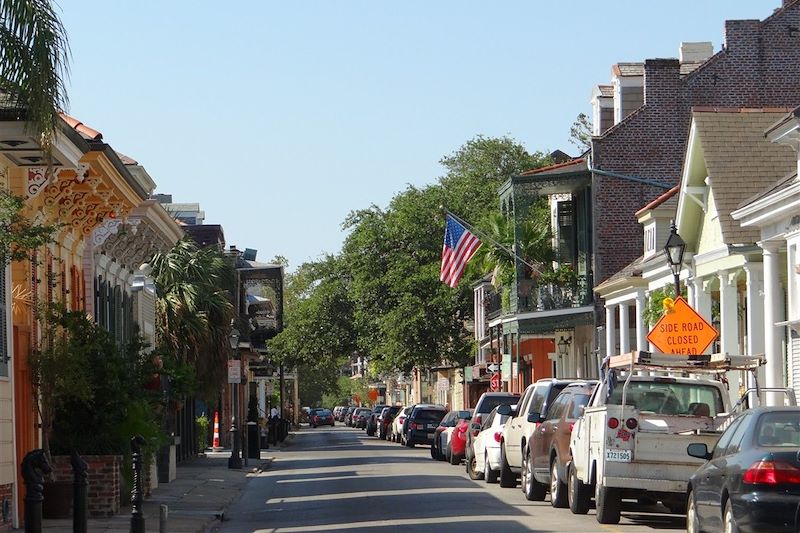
<box><xmin>686</xmin><ymin>406</ymin><xmax>800</xmax><ymax>533</ymax></box>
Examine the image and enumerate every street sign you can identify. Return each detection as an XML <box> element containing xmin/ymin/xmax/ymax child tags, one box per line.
<box><xmin>646</xmin><ymin>297</ymin><xmax>718</xmax><ymax>355</ymax></box>
<box><xmin>487</xmin><ymin>363</ymin><xmax>499</xmax><ymax>373</ymax></box>
<box><xmin>490</xmin><ymin>372</ymin><xmax>500</xmax><ymax>391</ymax></box>
<box><xmin>227</xmin><ymin>360</ymin><xmax>241</xmax><ymax>384</ymax></box>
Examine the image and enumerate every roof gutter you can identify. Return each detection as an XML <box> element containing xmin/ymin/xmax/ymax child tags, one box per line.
<box><xmin>587</xmin><ymin>154</ymin><xmax>672</xmax><ymax>190</ymax></box>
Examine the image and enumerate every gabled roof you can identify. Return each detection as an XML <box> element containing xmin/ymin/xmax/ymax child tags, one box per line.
<box><xmin>692</xmin><ymin>108</ymin><xmax>796</xmax><ymax>244</ymax></box>
<box><xmin>518</xmin><ymin>157</ymin><xmax>586</xmax><ymax>177</ymax></box>
<box><xmin>739</xmin><ymin>171</ymin><xmax>799</xmax><ymax>208</ymax></box>
<box><xmin>612</xmin><ymin>63</ymin><xmax>643</xmax><ymax>77</ymax></box>
<box><xmin>635</xmin><ymin>185</ymin><xmax>679</xmax><ymax>217</ymax></box>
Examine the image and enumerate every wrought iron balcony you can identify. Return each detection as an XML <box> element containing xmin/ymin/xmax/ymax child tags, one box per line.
<box><xmin>482</xmin><ymin>275</ymin><xmax>593</xmax><ymax>320</ymax></box>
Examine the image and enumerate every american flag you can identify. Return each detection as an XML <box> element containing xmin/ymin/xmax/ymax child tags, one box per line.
<box><xmin>440</xmin><ymin>214</ymin><xmax>482</xmax><ymax>288</ymax></box>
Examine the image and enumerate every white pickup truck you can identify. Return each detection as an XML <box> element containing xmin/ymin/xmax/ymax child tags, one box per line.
<box><xmin>568</xmin><ymin>351</ymin><xmax>763</xmax><ymax>524</ymax></box>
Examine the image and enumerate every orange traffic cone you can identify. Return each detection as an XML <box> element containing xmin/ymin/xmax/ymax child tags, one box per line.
<box><xmin>212</xmin><ymin>411</ymin><xmax>222</xmax><ymax>450</ymax></box>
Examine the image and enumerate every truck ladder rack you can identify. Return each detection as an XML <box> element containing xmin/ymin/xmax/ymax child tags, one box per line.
<box><xmin>607</xmin><ymin>351</ymin><xmax>765</xmax><ymax>373</ymax></box>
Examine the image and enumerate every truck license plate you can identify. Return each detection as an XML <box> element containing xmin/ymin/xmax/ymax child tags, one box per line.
<box><xmin>606</xmin><ymin>449</ymin><xmax>632</xmax><ymax>462</ymax></box>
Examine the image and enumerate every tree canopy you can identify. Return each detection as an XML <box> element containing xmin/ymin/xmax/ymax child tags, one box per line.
<box><xmin>270</xmin><ymin>136</ymin><xmax>553</xmax><ymax>385</ymax></box>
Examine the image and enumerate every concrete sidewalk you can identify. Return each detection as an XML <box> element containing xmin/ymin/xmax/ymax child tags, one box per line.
<box><xmin>32</xmin><ymin>434</ymin><xmax>293</xmax><ymax>533</ymax></box>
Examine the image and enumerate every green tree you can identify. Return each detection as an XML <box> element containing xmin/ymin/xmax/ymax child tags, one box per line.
<box><xmin>569</xmin><ymin>112</ymin><xmax>593</xmax><ymax>153</ymax></box>
<box><xmin>0</xmin><ymin>187</ymin><xmax>59</xmax><ymax>265</ymax></box>
<box><xmin>149</xmin><ymin>238</ymin><xmax>234</xmax><ymax>400</ymax></box>
<box><xmin>0</xmin><ymin>0</ymin><xmax>70</xmax><ymax>150</ymax></box>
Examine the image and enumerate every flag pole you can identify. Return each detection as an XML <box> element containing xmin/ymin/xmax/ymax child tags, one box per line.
<box><xmin>441</xmin><ymin>206</ymin><xmax>542</xmax><ymax>276</ymax></box>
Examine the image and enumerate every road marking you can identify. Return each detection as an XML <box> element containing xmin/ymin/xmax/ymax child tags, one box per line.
<box><xmin>251</xmin><ymin>515</ymin><xmax>534</xmax><ymax>532</ymax></box>
<box><xmin>266</xmin><ymin>487</ymin><xmax>483</xmax><ymax>504</ymax></box>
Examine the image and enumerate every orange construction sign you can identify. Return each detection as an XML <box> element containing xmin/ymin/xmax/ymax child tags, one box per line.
<box><xmin>646</xmin><ymin>296</ymin><xmax>718</xmax><ymax>355</ymax></box>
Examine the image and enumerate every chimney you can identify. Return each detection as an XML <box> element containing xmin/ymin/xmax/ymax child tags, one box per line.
<box><xmin>679</xmin><ymin>42</ymin><xmax>713</xmax><ymax>63</ymax></box>
<box><xmin>724</xmin><ymin>19</ymin><xmax>760</xmax><ymax>52</ymax></box>
<box><xmin>643</xmin><ymin>59</ymin><xmax>681</xmax><ymax>108</ymax></box>
<box><xmin>591</xmin><ymin>85</ymin><xmax>614</xmax><ymax>134</ymax></box>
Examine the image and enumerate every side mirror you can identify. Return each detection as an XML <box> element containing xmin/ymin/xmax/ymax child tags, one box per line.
<box><xmin>497</xmin><ymin>404</ymin><xmax>512</xmax><ymax>416</ymax></box>
<box><xmin>686</xmin><ymin>443</ymin><xmax>712</xmax><ymax>460</ymax></box>
<box><xmin>527</xmin><ymin>413</ymin><xmax>543</xmax><ymax>424</ymax></box>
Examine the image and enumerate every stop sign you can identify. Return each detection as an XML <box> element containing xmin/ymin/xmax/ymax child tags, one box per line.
<box><xmin>490</xmin><ymin>372</ymin><xmax>500</xmax><ymax>391</ymax></box>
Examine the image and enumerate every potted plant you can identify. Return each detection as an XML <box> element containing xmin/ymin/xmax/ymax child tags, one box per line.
<box><xmin>29</xmin><ymin>305</ymin><xmax>162</xmax><ymax>516</ymax></box>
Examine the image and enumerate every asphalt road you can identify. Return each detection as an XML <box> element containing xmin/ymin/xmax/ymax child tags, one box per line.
<box><xmin>215</xmin><ymin>424</ymin><xmax>686</xmax><ymax>533</ymax></box>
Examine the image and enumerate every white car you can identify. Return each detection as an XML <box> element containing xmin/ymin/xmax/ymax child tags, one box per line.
<box><xmin>391</xmin><ymin>406</ymin><xmax>412</xmax><ymax>442</ymax></box>
<box><xmin>469</xmin><ymin>404</ymin><xmax>515</xmax><ymax>483</ymax></box>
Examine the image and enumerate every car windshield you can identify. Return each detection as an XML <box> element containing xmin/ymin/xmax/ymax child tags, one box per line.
<box><xmin>607</xmin><ymin>380</ymin><xmax>724</xmax><ymax>416</ymax></box>
<box><xmin>414</xmin><ymin>410</ymin><xmax>446</xmax><ymax>422</ymax></box>
<box><xmin>479</xmin><ymin>396</ymin><xmax>518</xmax><ymax>414</ymax></box>
<box><xmin>757</xmin><ymin>411</ymin><xmax>800</xmax><ymax>447</ymax></box>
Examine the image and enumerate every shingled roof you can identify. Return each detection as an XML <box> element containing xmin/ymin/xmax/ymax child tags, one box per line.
<box><xmin>692</xmin><ymin>109</ymin><xmax>797</xmax><ymax>244</ymax></box>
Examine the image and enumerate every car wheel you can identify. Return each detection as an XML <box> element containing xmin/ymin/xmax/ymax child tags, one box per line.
<box><xmin>595</xmin><ymin>484</ymin><xmax>621</xmax><ymax>524</ymax></box>
<box><xmin>468</xmin><ymin>454</ymin><xmax>484</xmax><ymax>480</ymax></box>
<box><xmin>550</xmin><ymin>458</ymin><xmax>568</xmax><ymax>508</ymax></box>
<box><xmin>484</xmin><ymin>451</ymin><xmax>499</xmax><ymax>483</ymax></box>
<box><xmin>430</xmin><ymin>444</ymin><xmax>438</xmax><ymax>460</ymax></box>
<box><xmin>567</xmin><ymin>462</ymin><xmax>590</xmax><ymax>515</ymax></box>
<box><xmin>498</xmin><ymin>446</ymin><xmax>516</xmax><ymax>488</ymax></box>
<box><xmin>522</xmin><ymin>450</ymin><xmax>546</xmax><ymax>501</ymax></box>
<box><xmin>686</xmin><ymin>490</ymin><xmax>701</xmax><ymax>533</ymax></box>
<box><xmin>723</xmin><ymin>499</ymin><xmax>738</xmax><ymax>533</ymax></box>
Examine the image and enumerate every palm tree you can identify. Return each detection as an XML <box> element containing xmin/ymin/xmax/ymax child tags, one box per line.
<box><xmin>149</xmin><ymin>238</ymin><xmax>234</xmax><ymax>399</ymax></box>
<box><xmin>472</xmin><ymin>209</ymin><xmax>554</xmax><ymax>288</ymax></box>
<box><xmin>0</xmin><ymin>0</ymin><xmax>70</xmax><ymax>150</ymax></box>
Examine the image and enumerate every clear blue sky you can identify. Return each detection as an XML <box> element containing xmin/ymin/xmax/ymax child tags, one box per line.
<box><xmin>58</xmin><ymin>1</ymin><xmax>776</xmax><ymax>271</ymax></box>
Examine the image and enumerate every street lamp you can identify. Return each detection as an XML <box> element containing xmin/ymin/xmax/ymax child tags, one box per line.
<box><xmin>557</xmin><ymin>336</ymin><xmax>572</xmax><ymax>357</ymax></box>
<box><xmin>228</xmin><ymin>327</ymin><xmax>242</xmax><ymax>469</ymax></box>
<box><xmin>664</xmin><ymin>220</ymin><xmax>686</xmax><ymax>298</ymax></box>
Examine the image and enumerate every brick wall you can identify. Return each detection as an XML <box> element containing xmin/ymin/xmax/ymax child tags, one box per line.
<box><xmin>51</xmin><ymin>455</ymin><xmax>122</xmax><ymax>517</ymax></box>
<box><xmin>0</xmin><ymin>483</ymin><xmax>11</xmax><ymax>533</ymax></box>
<box><xmin>591</xmin><ymin>0</ymin><xmax>800</xmax><ymax>291</ymax></box>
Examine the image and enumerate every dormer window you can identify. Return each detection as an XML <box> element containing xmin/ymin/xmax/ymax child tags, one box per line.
<box><xmin>643</xmin><ymin>223</ymin><xmax>657</xmax><ymax>259</ymax></box>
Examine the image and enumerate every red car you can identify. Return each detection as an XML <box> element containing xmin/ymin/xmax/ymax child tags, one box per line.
<box><xmin>448</xmin><ymin>418</ymin><xmax>470</xmax><ymax>465</ymax></box>
<box><xmin>311</xmin><ymin>408</ymin><xmax>334</xmax><ymax>427</ymax></box>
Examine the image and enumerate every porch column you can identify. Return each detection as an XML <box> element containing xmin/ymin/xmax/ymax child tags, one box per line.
<box><xmin>618</xmin><ymin>303</ymin><xmax>630</xmax><ymax>355</ymax></box>
<box><xmin>605</xmin><ymin>305</ymin><xmax>616</xmax><ymax>360</ymax></box>
<box><xmin>634</xmin><ymin>291</ymin><xmax>647</xmax><ymax>351</ymax></box>
<box><xmin>763</xmin><ymin>242</ymin><xmax>786</xmax><ymax>405</ymax></box>
<box><xmin>744</xmin><ymin>263</ymin><xmax>765</xmax><ymax>400</ymax></box>
<box><xmin>719</xmin><ymin>270</ymin><xmax>741</xmax><ymax>400</ymax></box>
<box><xmin>694</xmin><ymin>277</ymin><xmax>713</xmax><ymax>331</ymax></box>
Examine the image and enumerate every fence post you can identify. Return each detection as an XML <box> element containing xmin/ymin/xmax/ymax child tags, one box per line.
<box><xmin>21</xmin><ymin>449</ymin><xmax>51</xmax><ymax>533</ymax></box>
<box><xmin>130</xmin><ymin>435</ymin><xmax>146</xmax><ymax>533</ymax></box>
<box><xmin>71</xmin><ymin>451</ymin><xmax>88</xmax><ymax>533</ymax></box>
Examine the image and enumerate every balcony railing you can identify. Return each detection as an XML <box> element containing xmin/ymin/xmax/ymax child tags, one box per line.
<box><xmin>483</xmin><ymin>275</ymin><xmax>592</xmax><ymax>318</ymax></box>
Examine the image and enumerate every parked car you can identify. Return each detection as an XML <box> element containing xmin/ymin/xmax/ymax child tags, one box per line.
<box><xmin>344</xmin><ymin>406</ymin><xmax>357</xmax><ymax>426</ymax></box>
<box><xmin>404</xmin><ymin>404</ymin><xmax>447</xmax><ymax>447</ymax></box>
<box><xmin>503</xmin><ymin>378</ymin><xmax>577</xmax><ymax>489</ymax></box>
<box><xmin>378</xmin><ymin>406</ymin><xmax>401</xmax><ymax>440</ymax></box>
<box><xmin>353</xmin><ymin>407</ymin><xmax>371</xmax><ymax>429</ymax></box>
<box><xmin>432</xmin><ymin>410</ymin><xmax>471</xmax><ymax>461</ymax></box>
<box><xmin>311</xmin><ymin>408</ymin><xmax>335</xmax><ymax>427</ymax></box>
<box><xmin>525</xmin><ymin>381</ymin><xmax>597</xmax><ymax>506</ymax></box>
<box><xmin>333</xmin><ymin>406</ymin><xmax>346</xmax><ymax>422</ymax></box>
<box><xmin>471</xmin><ymin>404</ymin><xmax>514</xmax><ymax>482</ymax></box>
<box><xmin>431</xmin><ymin>411</ymin><xmax>459</xmax><ymax>460</ymax></box>
<box><xmin>466</xmin><ymin>392</ymin><xmax>520</xmax><ymax>468</ymax></box>
<box><xmin>686</xmin><ymin>406</ymin><xmax>800</xmax><ymax>533</ymax></box>
<box><xmin>391</xmin><ymin>406</ymin><xmax>412</xmax><ymax>442</ymax></box>
<box><xmin>366</xmin><ymin>404</ymin><xmax>388</xmax><ymax>436</ymax></box>
<box><xmin>448</xmin><ymin>416</ymin><xmax>471</xmax><ymax>465</ymax></box>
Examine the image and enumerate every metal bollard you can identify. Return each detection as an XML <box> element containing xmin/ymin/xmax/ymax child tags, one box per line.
<box><xmin>159</xmin><ymin>504</ymin><xmax>168</xmax><ymax>533</ymax></box>
<box><xmin>21</xmin><ymin>449</ymin><xmax>51</xmax><ymax>533</ymax></box>
<box><xmin>130</xmin><ymin>435</ymin><xmax>146</xmax><ymax>533</ymax></box>
<box><xmin>71</xmin><ymin>450</ymin><xmax>88</xmax><ymax>533</ymax></box>
<box><xmin>228</xmin><ymin>418</ymin><xmax>242</xmax><ymax>469</ymax></box>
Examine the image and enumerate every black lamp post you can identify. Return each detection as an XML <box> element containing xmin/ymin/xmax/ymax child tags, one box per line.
<box><xmin>228</xmin><ymin>327</ymin><xmax>242</xmax><ymax>469</ymax></box>
<box><xmin>664</xmin><ymin>220</ymin><xmax>686</xmax><ymax>298</ymax></box>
